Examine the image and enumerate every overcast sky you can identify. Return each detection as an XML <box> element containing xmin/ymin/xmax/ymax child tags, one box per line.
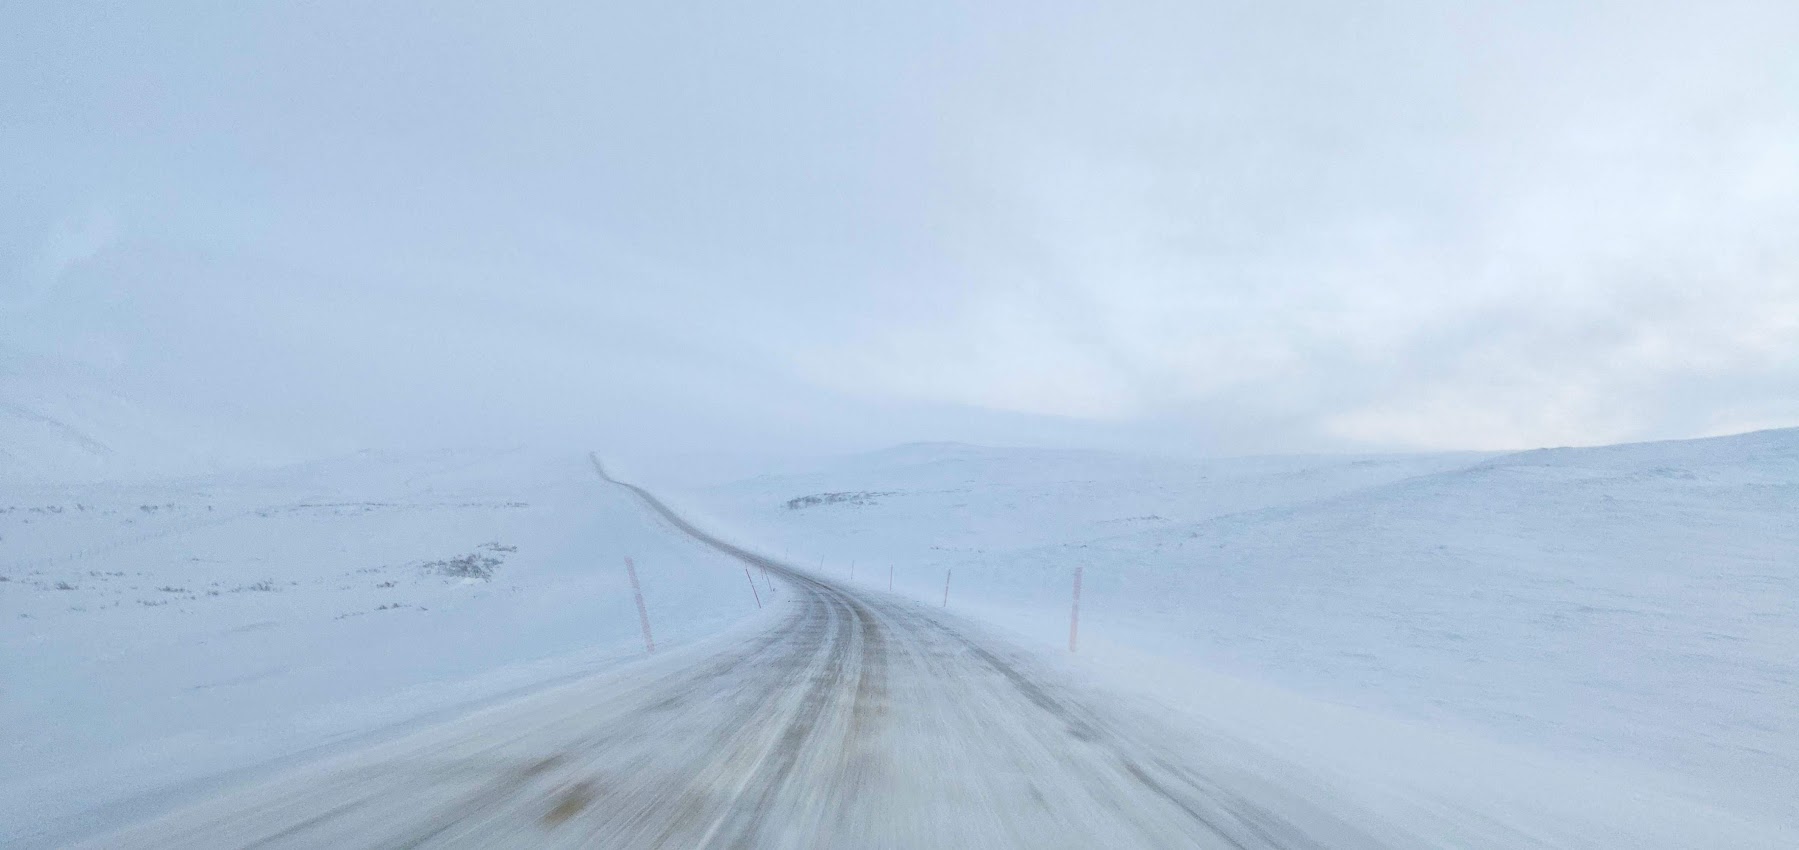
<box><xmin>4</xmin><ymin>1</ymin><xmax>1797</xmax><ymax>469</ymax></box>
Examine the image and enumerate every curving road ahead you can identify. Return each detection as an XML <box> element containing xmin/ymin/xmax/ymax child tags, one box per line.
<box><xmin>84</xmin><ymin>460</ymin><xmax>1400</xmax><ymax>849</ymax></box>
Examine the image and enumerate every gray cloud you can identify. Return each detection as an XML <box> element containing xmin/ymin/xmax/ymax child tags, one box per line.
<box><xmin>2</xmin><ymin>0</ymin><xmax>1795</xmax><ymax>467</ymax></box>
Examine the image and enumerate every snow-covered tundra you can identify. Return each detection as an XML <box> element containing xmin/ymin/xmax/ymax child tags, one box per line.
<box><xmin>5</xmin><ymin>428</ymin><xmax>1796</xmax><ymax>846</ymax></box>
<box><xmin>2</xmin><ymin>449</ymin><xmax>770</xmax><ymax>847</ymax></box>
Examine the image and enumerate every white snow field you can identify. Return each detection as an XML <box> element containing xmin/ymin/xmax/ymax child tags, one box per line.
<box><xmin>679</xmin><ymin>429</ymin><xmax>1799</xmax><ymax>844</ymax></box>
<box><xmin>1</xmin><ymin>449</ymin><xmax>774</xmax><ymax>847</ymax></box>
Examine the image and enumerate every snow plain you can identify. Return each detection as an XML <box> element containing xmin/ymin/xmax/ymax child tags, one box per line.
<box><xmin>1</xmin><ymin>449</ymin><xmax>772</xmax><ymax>848</ymax></box>
<box><xmin>679</xmin><ymin>430</ymin><xmax>1799</xmax><ymax>844</ymax></box>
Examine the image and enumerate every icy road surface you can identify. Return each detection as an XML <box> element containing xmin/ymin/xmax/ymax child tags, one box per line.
<box><xmin>83</xmin><ymin>462</ymin><xmax>1400</xmax><ymax>849</ymax></box>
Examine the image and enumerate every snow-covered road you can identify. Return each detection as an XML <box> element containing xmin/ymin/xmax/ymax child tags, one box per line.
<box><xmin>81</xmin><ymin>462</ymin><xmax>1400</xmax><ymax>849</ymax></box>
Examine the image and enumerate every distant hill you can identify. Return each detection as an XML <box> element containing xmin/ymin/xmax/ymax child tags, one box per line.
<box><xmin>0</xmin><ymin>350</ymin><xmax>287</xmax><ymax>485</ymax></box>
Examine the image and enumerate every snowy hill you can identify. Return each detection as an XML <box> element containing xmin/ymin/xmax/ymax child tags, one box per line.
<box><xmin>0</xmin><ymin>351</ymin><xmax>283</xmax><ymax>483</ymax></box>
<box><xmin>708</xmin><ymin>441</ymin><xmax>1492</xmax><ymax>555</ymax></box>
<box><xmin>688</xmin><ymin>430</ymin><xmax>1799</xmax><ymax>838</ymax></box>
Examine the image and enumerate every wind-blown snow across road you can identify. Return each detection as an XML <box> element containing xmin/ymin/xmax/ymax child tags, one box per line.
<box><xmin>85</xmin><ymin>459</ymin><xmax>1399</xmax><ymax>849</ymax></box>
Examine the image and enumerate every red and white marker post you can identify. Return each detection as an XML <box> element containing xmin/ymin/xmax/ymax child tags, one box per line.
<box><xmin>1069</xmin><ymin>565</ymin><xmax>1084</xmax><ymax>653</ymax></box>
<box><xmin>624</xmin><ymin>557</ymin><xmax>656</xmax><ymax>655</ymax></box>
<box><xmin>942</xmin><ymin>568</ymin><xmax>952</xmax><ymax>607</ymax></box>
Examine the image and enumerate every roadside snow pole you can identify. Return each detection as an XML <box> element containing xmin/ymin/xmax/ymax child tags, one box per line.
<box><xmin>744</xmin><ymin>566</ymin><xmax>762</xmax><ymax>609</ymax></box>
<box><xmin>851</xmin><ymin>560</ymin><xmax>856</xmax><ymax>581</ymax></box>
<box><xmin>1069</xmin><ymin>565</ymin><xmax>1084</xmax><ymax>653</ymax></box>
<box><xmin>624</xmin><ymin>557</ymin><xmax>656</xmax><ymax>654</ymax></box>
<box><xmin>942</xmin><ymin>568</ymin><xmax>952</xmax><ymax>607</ymax></box>
<box><xmin>889</xmin><ymin>564</ymin><xmax>893</xmax><ymax>591</ymax></box>
<box><xmin>761</xmin><ymin>563</ymin><xmax>773</xmax><ymax>592</ymax></box>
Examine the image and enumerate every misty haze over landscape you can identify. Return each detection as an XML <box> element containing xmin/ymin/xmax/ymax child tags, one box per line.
<box><xmin>4</xmin><ymin>2</ymin><xmax>1797</xmax><ymax>848</ymax></box>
